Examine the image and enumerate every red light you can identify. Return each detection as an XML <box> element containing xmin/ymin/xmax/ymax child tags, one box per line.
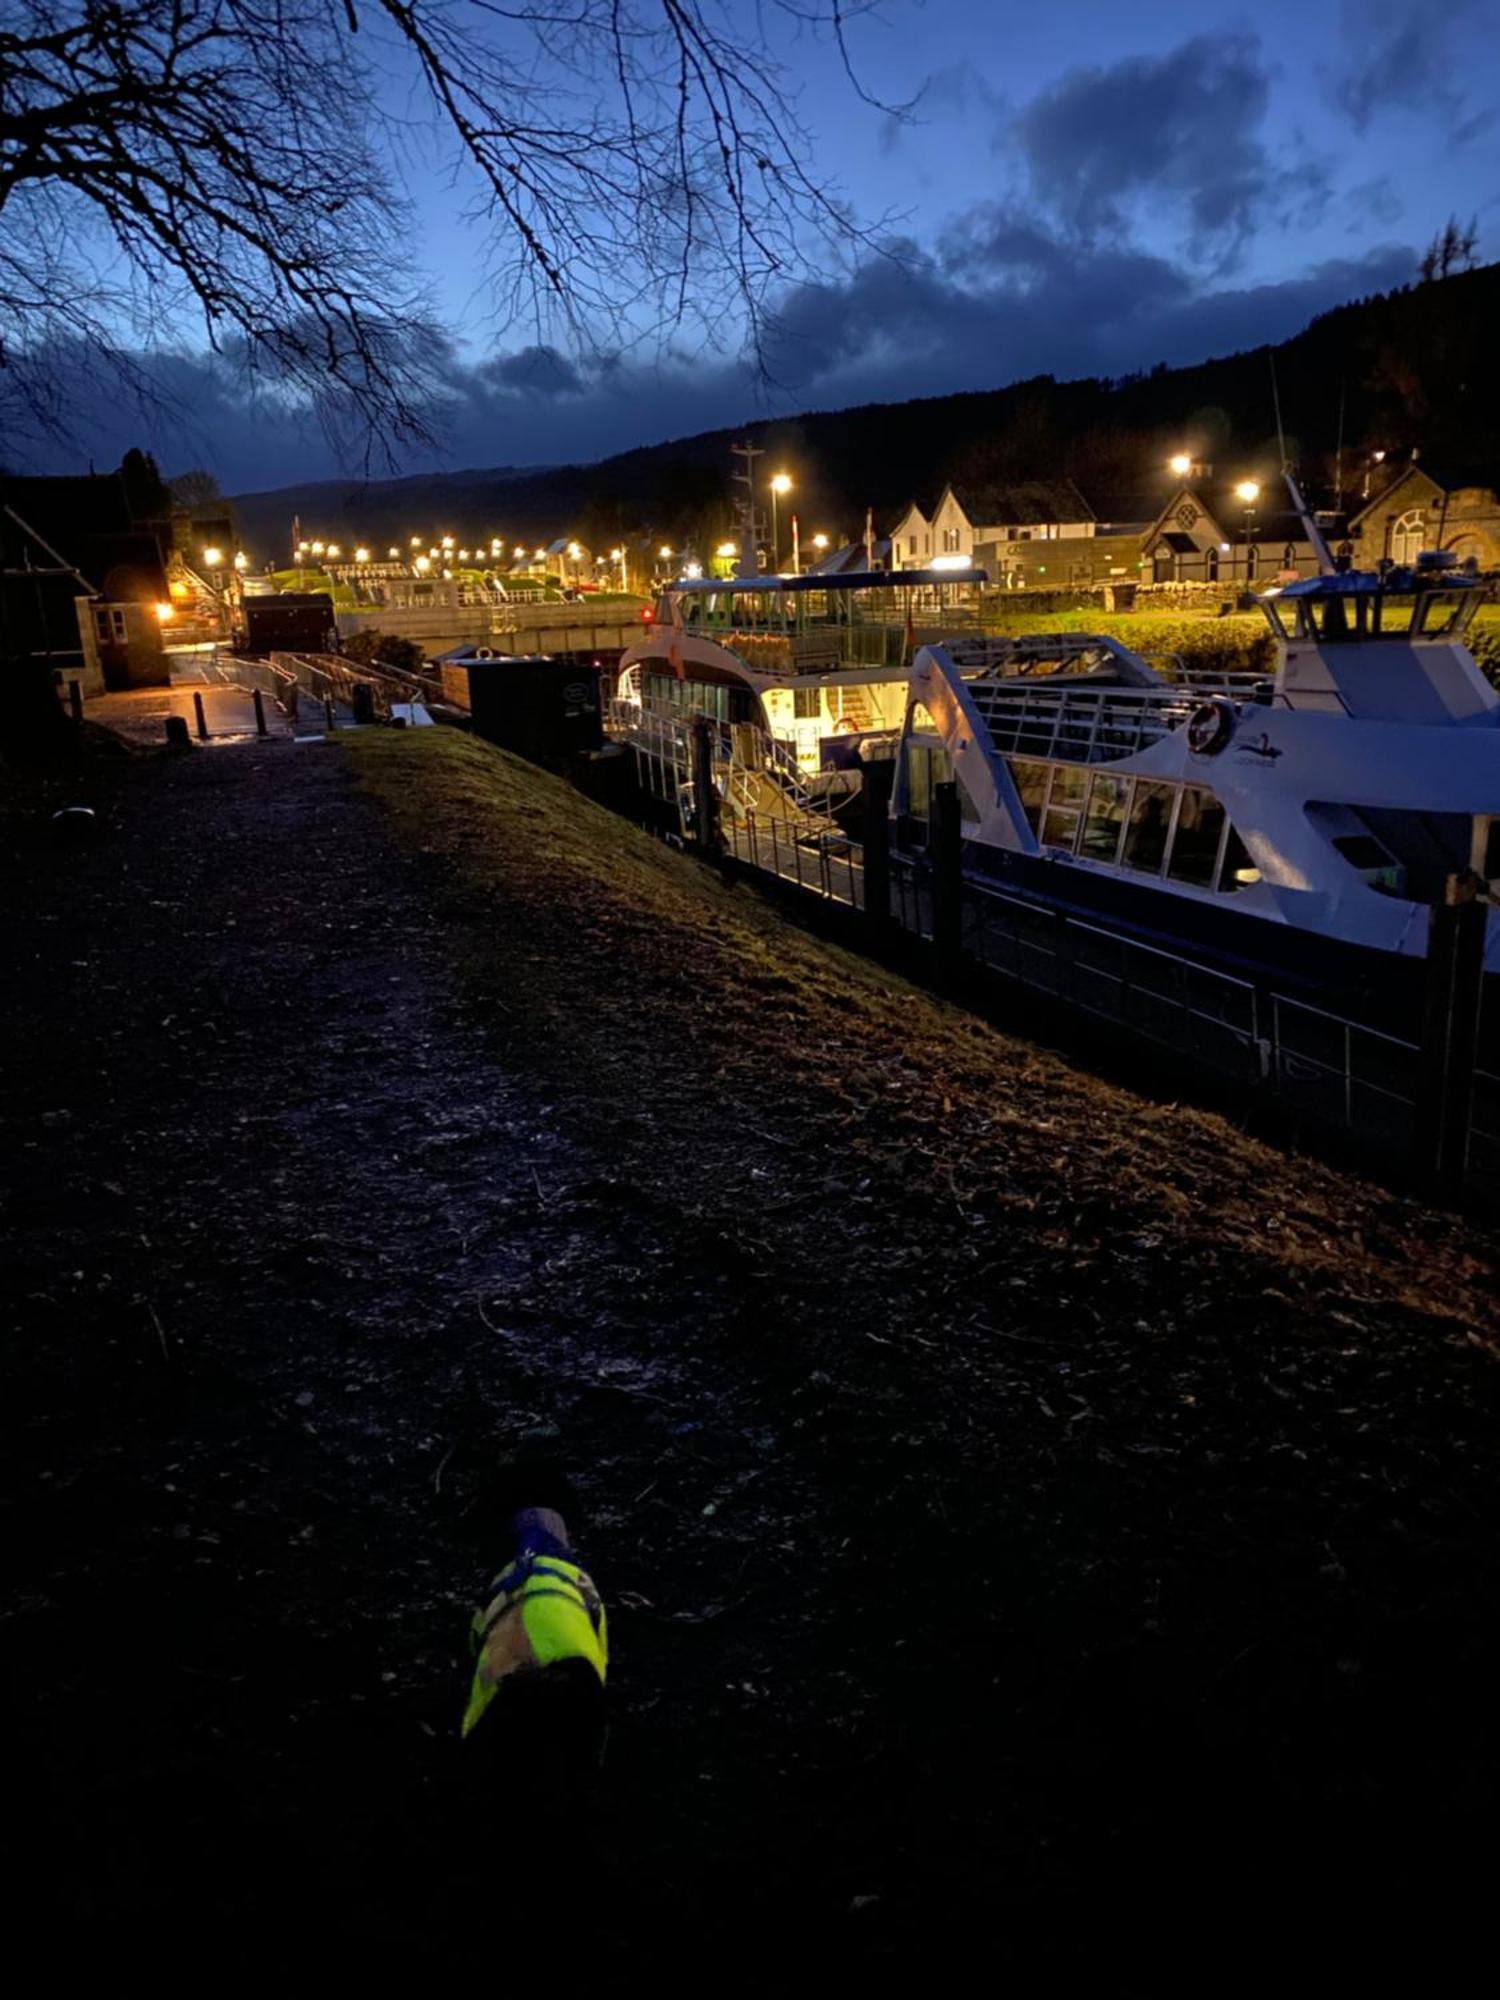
<box><xmin>641</xmin><ymin>606</ymin><xmax>655</xmax><ymax>624</ymax></box>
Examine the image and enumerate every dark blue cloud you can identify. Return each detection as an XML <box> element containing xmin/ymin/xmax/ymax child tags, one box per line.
<box><xmin>1009</xmin><ymin>32</ymin><xmax>1323</xmax><ymax>267</ymax></box>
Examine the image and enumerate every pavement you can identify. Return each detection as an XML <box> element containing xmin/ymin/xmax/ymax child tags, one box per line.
<box><xmin>82</xmin><ymin>669</ymin><xmax>292</xmax><ymax>747</ymax></box>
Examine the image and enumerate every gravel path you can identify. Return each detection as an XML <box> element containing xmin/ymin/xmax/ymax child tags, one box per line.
<box><xmin>4</xmin><ymin>730</ymin><xmax>1499</xmax><ymax>1983</ymax></box>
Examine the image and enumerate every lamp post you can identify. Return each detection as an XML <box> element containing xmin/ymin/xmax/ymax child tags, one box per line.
<box><xmin>1235</xmin><ymin>480</ymin><xmax>1260</xmax><ymax>584</ymax></box>
<box><xmin>770</xmin><ymin>472</ymin><xmax>792</xmax><ymax>570</ymax></box>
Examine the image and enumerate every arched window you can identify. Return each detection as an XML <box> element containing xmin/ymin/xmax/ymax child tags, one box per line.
<box><xmin>1245</xmin><ymin>543</ymin><xmax>1259</xmax><ymax>580</ymax></box>
<box><xmin>1205</xmin><ymin>547</ymin><xmax>1219</xmax><ymax>582</ymax></box>
<box><xmin>1282</xmin><ymin>543</ymin><xmax>1297</xmax><ymax>570</ymax></box>
<box><xmin>1390</xmin><ymin>508</ymin><xmax>1425</xmax><ymax>565</ymax></box>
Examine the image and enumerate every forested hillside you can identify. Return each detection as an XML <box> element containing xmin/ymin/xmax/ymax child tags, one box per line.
<box><xmin>233</xmin><ymin>263</ymin><xmax>1500</xmax><ymax>555</ymax></box>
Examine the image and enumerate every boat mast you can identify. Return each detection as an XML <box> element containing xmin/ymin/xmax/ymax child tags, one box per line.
<box><xmin>730</xmin><ymin>441</ymin><xmax>764</xmax><ymax>578</ymax></box>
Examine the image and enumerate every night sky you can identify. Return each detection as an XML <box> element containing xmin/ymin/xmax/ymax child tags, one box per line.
<box><xmin>31</xmin><ymin>0</ymin><xmax>1500</xmax><ymax>489</ymax></box>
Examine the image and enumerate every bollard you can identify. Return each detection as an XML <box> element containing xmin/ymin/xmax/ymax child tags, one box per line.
<box><xmin>690</xmin><ymin>717</ymin><xmax>720</xmax><ymax>857</ymax></box>
<box><xmin>284</xmin><ymin>685</ymin><xmax>300</xmax><ymax>728</ymax></box>
<box><xmin>930</xmin><ymin>779</ymin><xmax>965</xmax><ymax>988</ymax></box>
<box><xmin>192</xmin><ymin>690</ymin><xmax>208</xmax><ymax>740</ymax></box>
<box><xmin>1414</xmin><ymin>871</ymin><xmax>1487</xmax><ymax>1195</ymax></box>
<box><xmin>324</xmin><ymin>696</ymin><xmax>337</xmax><ymax>732</ymax></box>
<box><xmin>164</xmin><ymin>714</ymin><xmax>192</xmax><ymax>750</ymax></box>
<box><xmin>68</xmin><ymin>679</ymin><xmax>84</xmax><ymax>725</ymax></box>
<box><xmin>253</xmin><ymin>687</ymin><xmax>268</xmax><ymax>736</ymax></box>
<box><xmin>861</xmin><ymin>758</ymin><xmax>895</xmax><ymax>930</ymax></box>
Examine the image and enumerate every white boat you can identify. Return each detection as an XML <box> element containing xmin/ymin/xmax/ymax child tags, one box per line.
<box><xmin>609</xmin><ymin>567</ymin><xmax>990</xmax><ymax>813</ymax></box>
<box><xmin>894</xmin><ymin>554</ymin><xmax>1498</xmax><ymax>1017</ymax></box>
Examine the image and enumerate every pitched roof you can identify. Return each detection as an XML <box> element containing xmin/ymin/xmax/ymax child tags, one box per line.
<box><xmin>964</xmin><ymin>477</ymin><xmax>1096</xmax><ymax>527</ymax></box>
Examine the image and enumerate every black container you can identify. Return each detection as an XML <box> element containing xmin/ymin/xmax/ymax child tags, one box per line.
<box><xmin>460</xmin><ymin>656</ymin><xmax>604</xmax><ymax>769</ymax></box>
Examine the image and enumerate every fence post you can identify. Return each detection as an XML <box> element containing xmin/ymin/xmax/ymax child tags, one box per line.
<box><xmin>931</xmin><ymin>779</ymin><xmax>964</xmax><ymax>986</ymax></box>
<box><xmin>252</xmin><ymin>687</ymin><xmax>268</xmax><ymax>737</ymax></box>
<box><xmin>1415</xmin><ymin>871</ymin><xmax>1487</xmax><ymax>1194</ymax></box>
<box><xmin>192</xmin><ymin>690</ymin><xmax>209</xmax><ymax>740</ymax></box>
<box><xmin>861</xmin><ymin>758</ymin><xmax>895</xmax><ymax>931</ymax></box>
<box><xmin>68</xmin><ymin>679</ymin><xmax>84</xmax><ymax>724</ymax></box>
<box><xmin>690</xmin><ymin>717</ymin><xmax>719</xmax><ymax>856</ymax></box>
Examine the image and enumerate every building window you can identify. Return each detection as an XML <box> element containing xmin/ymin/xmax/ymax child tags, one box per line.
<box><xmin>94</xmin><ymin>606</ymin><xmax>127</xmax><ymax>644</ymax></box>
<box><xmin>1245</xmin><ymin>544</ymin><xmax>1259</xmax><ymax>580</ymax></box>
<box><xmin>1205</xmin><ymin>547</ymin><xmax>1219</xmax><ymax>582</ymax></box>
<box><xmin>942</xmin><ymin>527</ymin><xmax>961</xmax><ymax>552</ymax></box>
<box><xmin>1282</xmin><ymin>543</ymin><xmax>1296</xmax><ymax>570</ymax></box>
<box><xmin>908</xmin><ymin>535</ymin><xmax>917</xmax><ymax>556</ymax></box>
<box><xmin>1390</xmin><ymin>508</ymin><xmax>1425</xmax><ymax>565</ymax></box>
<box><xmin>793</xmin><ymin>687</ymin><xmax>821</xmax><ymax>720</ymax></box>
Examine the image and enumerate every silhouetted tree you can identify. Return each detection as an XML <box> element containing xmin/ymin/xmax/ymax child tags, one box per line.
<box><xmin>1419</xmin><ymin>215</ymin><xmax>1479</xmax><ymax>283</ymax></box>
<box><xmin>168</xmin><ymin>471</ymin><xmax>224</xmax><ymax>511</ymax></box>
<box><xmin>0</xmin><ymin>0</ymin><xmax>893</xmax><ymax>465</ymax></box>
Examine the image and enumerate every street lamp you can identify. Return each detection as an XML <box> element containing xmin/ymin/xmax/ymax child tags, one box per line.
<box><xmin>441</xmin><ymin>535</ymin><xmax>454</xmax><ymax>551</ymax></box>
<box><xmin>811</xmin><ymin>533</ymin><xmax>830</xmax><ymax>554</ymax></box>
<box><xmin>769</xmin><ymin>472</ymin><xmax>792</xmax><ymax>569</ymax></box>
<box><xmin>202</xmin><ymin>545</ymin><xmax>222</xmax><ymax>568</ymax></box>
<box><xmin>1235</xmin><ymin>480</ymin><xmax>1260</xmax><ymax>583</ymax></box>
<box><xmin>388</xmin><ymin>546</ymin><xmax>400</xmax><ymax>559</ymax></box>
<box><xmin>610</xmin><ymin>545</ymin><xmax>627</xmax><ymax>590</ymax></box>
<box><xmin>1169</xmin><ymin>452</ymin><xmax>1193</xmax><ymax>479</ymax></box>
<box><xmin>414</xmin><ymin>555</ymin><xmax>431</xmax><ymax>574</ymax></box>
<box><xmin>567</xmin><ymin>540</ymin><xmax>582</xmax><ymax>589</ymax></box>
<box><xmin>233</xmin><ymin>552</ymin><xmax>248</xmax><ymax>572</ymax></box>
<box><xmin>410</xmin><ymin>535</ymin><xmax>422</xmax><ymax>547</ymax></box>
<box><xmin>354</xmin><ymin>546</ymin><xmax>370</xmax><ymax>563</ymax></box>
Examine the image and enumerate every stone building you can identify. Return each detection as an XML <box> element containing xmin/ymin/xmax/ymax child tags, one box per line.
<box><xmin>1346</xmin><ymin>461</ymin><xmax>1500</xmax><ymax>570</ymax></box>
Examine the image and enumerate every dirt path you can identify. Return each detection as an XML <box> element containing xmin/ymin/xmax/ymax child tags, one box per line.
<box><xmin>4</xmin><ymin>731</ymin><xmax>1499</xmax><ymax>1981</ymax></box>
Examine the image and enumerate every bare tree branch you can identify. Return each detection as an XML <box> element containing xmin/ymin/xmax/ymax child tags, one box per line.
<box><xmin>0</xmin><ymin>0</ymin><xmax>907</xmax><ymax>464</ymax></box>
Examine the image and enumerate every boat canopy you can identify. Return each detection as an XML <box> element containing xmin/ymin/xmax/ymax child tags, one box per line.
<box><xmin>669</xmin><ymin>567</ymin><xmax>988</xmax><ymax>593</ymax></box>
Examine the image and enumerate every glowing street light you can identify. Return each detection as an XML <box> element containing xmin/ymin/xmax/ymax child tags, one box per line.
<box><xmin>296</xmin><ymin>540</ymin><xmax>309</xmax><ymax>556</ymax></box>
<box><xmin>514</xmin><ymin>545</ymin><xmax>527</xmax><ymax>558</ymax></box>
<box><xmin>459</xmin><ymin>548</ymin><xmax>471</xmax><ymax>561</ymax></box>
<box><xmin>769</xmin><ymin>472</ymin><xmax>792</xmax><ymax>567</ymax></box>
<box><xmin>812</xmin><ymin>533</ymin><xmax>829</xmax><ymax>551</ymax></box>
<box><xmin>326</xmin><ymin>543</ymin><xmax>341</xmax><ymax>559</ymax></box>
<box><xmin>354</xmin><ymin>546</ymin><xmax>370</xmax><ymax>563</ymax></box>
<box><xmin>659</xmin><ymin>545</ymin><xmax>673</xmax><ymax>560</ymax></box>
<box><xmin>410</xmin><ymin>535</ymin><xmax>422</xmax><ymax>547</ymax></box>
<box><xmin>388</xmin><ymin>546</ymin><xmax>400</xmax><ymax>559</ymax></box>
<box><xmin>311</xmin><ymin>541</ymin><xmax>325</xmax><ymax>555</ymax></box>
<box><xmin>1169</xmin><ymin>452</ymin><xmax>1193</xmax><ymax>478</ymax></box>
<box><xmin>156</xmin><ymin>601</ymin><xmax>175</xmax><ymax>623</ymax></box>
<box><xmin>414</xmin><ymin>555</ymin><xmax>431</xmax><ymax>574</ymax></box>
<box><xmin>684</xmin><ymin>561</ymin><xmax>703</xmax><ymax>578</ymax></box>
<box><xmin>233</xmin><ymin>551</ymin><xmax>248</xmax><ymax>571</ymax></box>
<box><xmin>716</xmin><ymin>541</ymin><xmax>738</xmax><ymax>557</ymax></box>
<box><xmin>441</xmin><ymin>534</ymin><xmax>454</xmax><ymax>551</ymax></box>
<box><xmin>1235</xmin><ymin>480</ymin><xmax>1261</xmax><ymax>584</ymax></box>
<box><xmin>202</xmin><ymin>545</ymin><xmax>222</xmax><ymax>567</ymax></box>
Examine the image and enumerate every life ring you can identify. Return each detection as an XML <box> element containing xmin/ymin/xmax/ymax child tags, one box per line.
<box><xmin>1187</xmin><ymin>696</ymin><xmax>1236</xmax><ymax>756</ymax></box>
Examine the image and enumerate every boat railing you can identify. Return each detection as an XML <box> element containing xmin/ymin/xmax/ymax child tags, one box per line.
<box><xmin>965</xmin><ymin>681</ymin><xmax>1200</xmax><ymax>764</ymax></box>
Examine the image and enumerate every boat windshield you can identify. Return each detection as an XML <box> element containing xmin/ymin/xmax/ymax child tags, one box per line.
<box><xmin>1261</xmin><ymin>583</ymin><xmax>1485</xmax><ymax>644</ymax></box>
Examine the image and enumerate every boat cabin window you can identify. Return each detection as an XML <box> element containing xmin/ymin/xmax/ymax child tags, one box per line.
<box><xmin>1040</xmin><ymin>765</ymin><xmax>1086</xmax><ymax>850</ymax></box>
<box><xmin>1218</xmin><ymin>824</ymin><xmax>1259</xmax><ymax>891</ymax></box>
<box><xmin>794</xmin><ymin>687</ymin><xmax>822</xmax><ymax>720</ymax></box>
<box><xmin>1080</xmin><ymin>774</ymin><xmax>1131</xmax><ymax>863</ymax></box>
<box><xmin>1166</xmin><ymin>788</ymin><xmax>1227</xmax><ymax>889</ymax></box>
<box><xmin>1122</xmin><ymin>782</ymin><xmax>1176</xmax><ymax>874</ymax></box>
<box><xmin>1412</xmin><ymin>590</ymin><xmax>1478</xmax><ymax>638</ymax></box>
<box><xmin>1008</xmin><ymin>758</ymin><xmax>1049</xmax><ymax>834</ymax></box>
